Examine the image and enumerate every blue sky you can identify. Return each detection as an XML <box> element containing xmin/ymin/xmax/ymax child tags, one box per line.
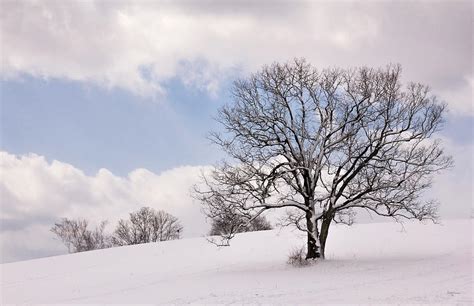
<box><xmin>1</xmin><ymin>77</ymin><xmax>229</xmax><ymax>176</ymax></box>
<box><xmin>0</xmin><ymin>0</ymin><xmax>472</xmax><ymax>263</ymax></box>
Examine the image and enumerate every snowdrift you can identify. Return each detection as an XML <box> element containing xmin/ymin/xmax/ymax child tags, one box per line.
<box><xmin>1</xmin><ymin>220</ymin><xmax>472</xmax><ymax>304</ymax></box>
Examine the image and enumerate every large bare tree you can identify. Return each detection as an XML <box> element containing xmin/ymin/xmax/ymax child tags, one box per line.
<box><xmin>195</xmin><ymin>59</ymin><xmax>452</xmax><ymax>260</ymax></box>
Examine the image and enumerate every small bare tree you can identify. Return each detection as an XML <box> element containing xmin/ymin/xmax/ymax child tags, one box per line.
<box><xmin>195</xmin><ymin>59</ymin><xmax>452</xmax><ymax>260</ymax></box>
<box><xmin>112</xmin><ymin>207</ymin><xmax>183</xmax><ymax>246</ymax></box>
<box><xmin>51</xmin><ymin>218</ymin><xmax>111</xmax><ymax>253</ymax></box>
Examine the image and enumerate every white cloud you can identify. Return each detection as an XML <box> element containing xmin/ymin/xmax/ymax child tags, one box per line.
<box><xmin>1</xmin><ymin>1</ymin><xmax>471</xmax><ymax>113</ymax></box>
<box><xmin>431</xmin><ymin>138</ymin><xmax>474</xmax><ymax>219</ymax></box>
<box><xmin>0</xmin><ymin>151</ymin><xmax>210</xmax><ymax>263</ymax></box>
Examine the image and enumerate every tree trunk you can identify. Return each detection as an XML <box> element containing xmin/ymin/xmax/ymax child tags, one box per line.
<box><xmin>305</xmin><ymin>210</ymin><xmax>321</xmax><ymax>259</ymax></box>
<box><xmin>318</xmin><ymin>214</ymin><xmax>333</xmax><ymax>259</ymax></box>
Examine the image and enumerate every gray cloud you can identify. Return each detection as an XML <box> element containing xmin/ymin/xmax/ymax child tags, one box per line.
<box><xmin>1</xmin><ymin>0</ymin><xmax>471</xmax><ymax>113</ymax></box>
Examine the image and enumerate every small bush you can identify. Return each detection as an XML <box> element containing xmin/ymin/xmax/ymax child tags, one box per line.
<box><xmin>287</xmin><ymin>246</ymin><xmax>311</xmax><ymax>267</ymax></box>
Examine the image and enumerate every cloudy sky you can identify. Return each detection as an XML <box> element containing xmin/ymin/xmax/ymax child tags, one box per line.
<box><xmin>1</xmin><ymin>0</ymin><xmax>472</xmax><ymax>263</ymax></box>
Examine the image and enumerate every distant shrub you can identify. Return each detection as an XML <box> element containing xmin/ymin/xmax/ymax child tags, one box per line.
<box><xmin>51</xmin><ymin>218</ymin><xmax>111</xmax><ymax>253</ymax></box>
<box><xmin>247</xmin><ymin>215</ymin><xmax>273</xmax><ymax>232</ymax></box>
<box><xmin>209</xmin><ymin>212</ymin><xmax>272</xmax><ymax>236</ymax></box>
<box><xmin>287</xmin><ymin>246</ymin><xmax>311</xmax><ymax>267</ymax></box>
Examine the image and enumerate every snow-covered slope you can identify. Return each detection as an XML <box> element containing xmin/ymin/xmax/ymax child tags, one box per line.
<box><xmin>1</xmin><ymin>220</ymin><xmax>472</xmax><ymax>304</ymax></box>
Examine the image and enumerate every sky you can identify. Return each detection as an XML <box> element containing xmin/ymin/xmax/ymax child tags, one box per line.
<box><xmin>1</xmin><ymin>0</ymin><xmax>473</xmax><ymax>263</ymax></box>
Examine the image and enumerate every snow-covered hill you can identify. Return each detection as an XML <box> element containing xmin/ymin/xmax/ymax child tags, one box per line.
<box><xmin>1</xmin><ymin>220</ymin><xmax>472</xmax><ymax>304</ymax></box>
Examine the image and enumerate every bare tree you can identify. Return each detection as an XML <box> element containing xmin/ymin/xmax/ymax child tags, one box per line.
<box><xmin>51</xmin><ymin>218</ymin><xmax>111</xmax><ymax>253</ymax></box>
<box><xmin>112</xmin><ymin>207</ymin><xmax>183</xmax><ymax>246</ymax></box>
<box><xmin>194</xmin><ymin>59</ymin><xmax>452</xmax><ymax>260</ymax></box>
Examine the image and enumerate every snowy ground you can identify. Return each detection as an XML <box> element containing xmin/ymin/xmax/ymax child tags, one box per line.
<box><xmin>1</xmin><ymin>220</ymin><xmax>472</xmax><ymax>304</ymax></box>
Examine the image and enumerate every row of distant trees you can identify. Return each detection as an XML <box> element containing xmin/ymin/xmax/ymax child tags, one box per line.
<box><xmin>52</xmin><ymin>206</ymin><xmax>272</xmax><ymax>253</ymax></box>
<box><xmin>51</xmin><ymin>207</ymin><xmax>183</xmax><ymax>253</ymax></box>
